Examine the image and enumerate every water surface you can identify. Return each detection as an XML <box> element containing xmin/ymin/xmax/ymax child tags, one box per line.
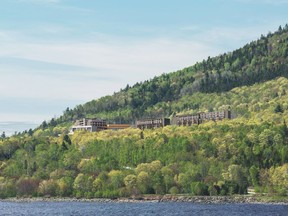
<box><xmin>0</xmin><ymin>201</ymin><xmax>287</xmax><ymax>216</ymax></box>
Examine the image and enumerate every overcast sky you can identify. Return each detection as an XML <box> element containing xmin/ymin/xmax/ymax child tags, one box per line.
<box><xmin>0</xmin><ymin>0</ymin><xmax>288</xmax><ymax>134</ymax></box>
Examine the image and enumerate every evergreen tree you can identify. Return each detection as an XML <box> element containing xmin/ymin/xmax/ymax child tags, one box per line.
<box><xmin>1</xmin><ymin>131</ymin><xmax>6</xmax><ymax>140</ymax></box>
<box><xmin>274</xmin><ymin>104</ymin><xmax>284</xmax><ymax>113</ymax></box>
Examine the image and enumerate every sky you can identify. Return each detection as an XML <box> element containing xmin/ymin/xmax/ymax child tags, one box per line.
<box><xmin>0</xmin><ymin>0</ymin><xmax>288</xmax><ymax>135</ymax></box>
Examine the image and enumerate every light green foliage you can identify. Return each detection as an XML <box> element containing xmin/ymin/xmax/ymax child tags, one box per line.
<box><xmin>73</xmin><ymin>173</ymin><xmax>93</xmax><ymax>198</ymax></box>
<box><xmin>57</xmin><ymin>177</ymin><xmax>73</xmax><ymax>196</ymax></box>
<box><xmin>269</xmin><ymin>164</ymin><xmax>288</xmax><ymax>195</ymax></box>
<box><xmin>249</xmin><ymin>165</ymin><xmax>259</xmax><ymax>187</ymax></box>
<box><xmin>108</xmin><ymin>170</ymin><xmax>125</xmax><ymax>190</ymax></box>
<box><xmin>124</xmin><ymin>174</ymin><xmax>138</xmax><ymax>195</ymax></box>
<box><xmin>0</xmin><ymin>177</ymin><xmax>16</xmax><ymax>198</ymax></box>
<box><xmin>137</xmin><ymin>171</ymin><xmax>151</xmax><ymax>194</ymax></box>
<box><xmin>1</xmin><ymin>106</ymin><xmax>288</xmax><ymax>197</ymax></box>
<box><xmin>38</xmin><ymin>179</ymin><xmax>59</xmax><ymax>197</ymax></box>
<box><xmin>161</xmin><ymin>166</ymin><xmax>175</xmax><ymax>193</ymax></box>
<box><xmin>124</xmin><ymin>175</ymin><xmax>137</xmax><ymax>188</ymax></box>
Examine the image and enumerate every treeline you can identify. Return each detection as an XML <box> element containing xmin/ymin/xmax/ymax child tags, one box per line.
<box><xmin>41</xmin><ymin>25</ymin><xmax>288</xmax><ymax>128</ymax></box>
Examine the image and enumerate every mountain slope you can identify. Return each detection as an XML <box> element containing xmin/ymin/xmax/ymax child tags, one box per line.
<box><xmin>0</xmin><ymin>77</ymin><xmax>287</xmax><ymax>198</ymax></box>
<box><xmin>1</xmin><ymin>25</ymin><xmax>287</xmax><ymax>199</ymax></box>
<box><xmin>46</xmin><ymin>25</ymin><xmax>288</xmax><ymax>128</ymax></box>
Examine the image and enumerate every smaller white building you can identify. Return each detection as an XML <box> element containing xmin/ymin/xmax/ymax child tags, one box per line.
<box><xmin>69</xmin><ymin>125</ymin><xmax>98</xmax><ymax>134</ymax></box>
<box><xmin>69</xmin><ymin>118</ymin><xmax>107</xmax><ymax>134</ymax></box>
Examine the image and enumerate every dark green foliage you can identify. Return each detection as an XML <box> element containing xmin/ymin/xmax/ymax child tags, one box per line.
<box><xmin>191</xmin><ymin>182</ymin><xmax>209</xmax><ymax>196</ymax></box>
<box><xmin>41</xmin><ymin>121</ymin><xmax>48</xmax><ymax>130</ymax></box>
<box><xmin>63</xmin><ymin>135</ymin><xmax>71</xmax><ymax>145</ymax></box>
<box><xmin>275</xmin><ymin>104</ymin><xmax>284</xmax><ymax>113</ymax></box>
<box><xmin>281</xmin><ymin>120</ymin><xmax>288</xmax><ymax>137</ymax></box>
<box><xmin>28</xmin><ymin>129</ymin><xmax>33</xmax><ymax>136</ymax></box>
<box><xmin>1</xmin><ymin>132</ymin><xmax>5</xmax><ymax>140</ymax></box>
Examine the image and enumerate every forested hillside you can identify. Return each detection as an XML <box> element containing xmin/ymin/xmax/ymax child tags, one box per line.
<box><xmin>0</xmin><ymin>26</ymin><xmax>288</xmax><ymax>199</ymax></box>
<box><xmin>0</xmin><ymin>77</ymin><xmax>287</xmax><ymax>198</ymax></box>
<box><xmin>45</xmin><ymin>25</ymin><xmax>288</xmax><ymax>127</ymax></box>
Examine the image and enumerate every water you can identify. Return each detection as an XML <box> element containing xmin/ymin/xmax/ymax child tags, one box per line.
<box><xmin>0</xmin><ymin>121</ymin><xmax>38</xmax><ymax>136</ymax></box>
<box><xmin>0</xmin><ymin>202</ymin><xmax>287</xmax><ymax>216</ymax></box>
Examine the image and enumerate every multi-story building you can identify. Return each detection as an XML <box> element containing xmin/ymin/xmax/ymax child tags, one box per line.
<box><xmin>172</xmin><ymin>110</ymin><xmax>231</xmax><ymax>126</ymax></box>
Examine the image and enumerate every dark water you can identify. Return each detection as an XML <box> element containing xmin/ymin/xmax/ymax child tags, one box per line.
<box><xmin>0</xmin><ymin>202</ymin><xmax>287</xmax><ymax>216</ymax></box>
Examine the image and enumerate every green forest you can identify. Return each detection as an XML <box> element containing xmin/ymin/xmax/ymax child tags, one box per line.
<box><xmin>0</xmin><ymin>27</ymin><xmax>288</xmax><ymax>199</ymax></box>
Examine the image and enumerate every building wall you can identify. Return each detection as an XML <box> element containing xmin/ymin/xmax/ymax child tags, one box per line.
<box><xmin>173</xmin><ymin>110</ymin><xmax>231</xmax><ymax>127</ymax></box>
<box><xmin>136</xmin><ymin>118</ymin><xmax>170</xmax><ymax>130</ymax></box>
<box><xmin>107</xmin><ymin>124</ymin><xmax>130</xmax><ymax>130</ymax></box>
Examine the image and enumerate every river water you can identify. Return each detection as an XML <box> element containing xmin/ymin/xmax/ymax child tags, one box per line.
<box><xmin>0</xmin><ymin>201</ymin><xmax>287</xmax><ymax>216</ymax></box>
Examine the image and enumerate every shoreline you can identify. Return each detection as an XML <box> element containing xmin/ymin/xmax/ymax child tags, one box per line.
<box><xmin>1</xmin><ymin>195</ymin><xmax>288</xmax><ymax>205</ymax></box>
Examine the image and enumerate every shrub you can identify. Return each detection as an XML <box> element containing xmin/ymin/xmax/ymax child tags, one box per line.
<box><xmin>169</xmin><ymin>186</ymin><xmax>179</xmax><ymax>195</ymax></box>
<box><xmin>38</xmin><ymin>179</ymin><xmax>59</xmax><ymax>197</ymax></box>
<box><xmin>0</xmin><ymin>177</ymin><xmax>16</xmax><ymax>198</ymax></box>
<box><xmin>190</xmin><ymin>182</ymin><xmax>209</xmax><ymax>196</ymax></box>
<box><xmin>16</xmin><ymin>178</ymin><xmax>40</xmax><ymax>197</ymax></box>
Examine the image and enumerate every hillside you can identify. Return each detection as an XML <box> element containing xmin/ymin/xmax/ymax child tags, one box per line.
<box><xmin>0</xmin><ymin>77</ymin><xmax>287</xmax><ymax>198</ymax></box>
<box><xmin>45</xmin><ymin>25</ymin><xmax>288</xmax><ymax>127</ymax></box>
<box><xmin>0</xmin><ymin>26</ymin><xmax>288</xmax><ymax>199</ymax></box>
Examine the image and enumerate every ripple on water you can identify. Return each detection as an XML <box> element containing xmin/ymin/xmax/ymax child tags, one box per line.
<box><xmin>0</xmin><ymin>202</ymin><xmax>288</xmax><ymax>216</ymax></box>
